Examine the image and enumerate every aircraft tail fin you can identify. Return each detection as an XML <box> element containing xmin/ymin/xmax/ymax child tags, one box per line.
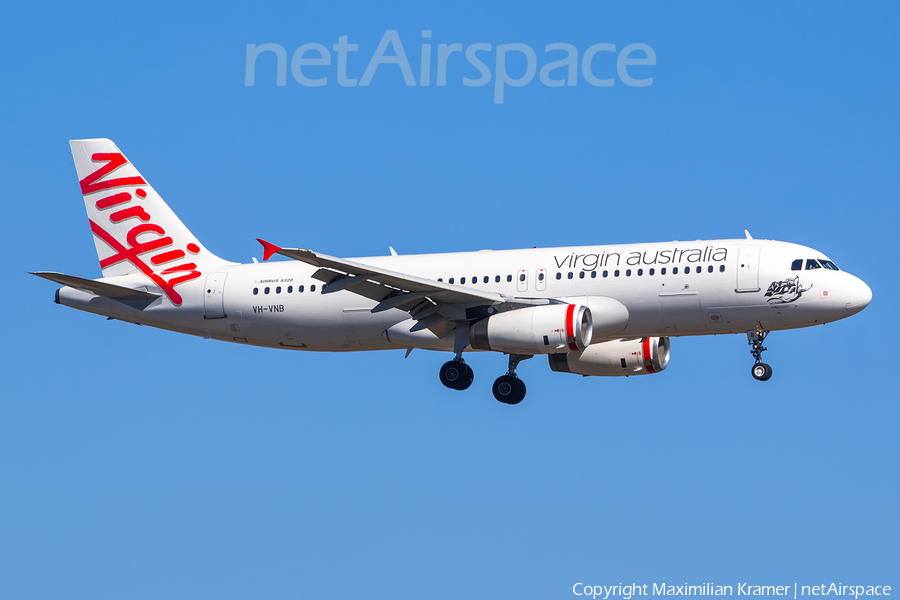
<box><xmin>69</xmin><ymin>139</ymin><xmax>231</xmax><ymax>303</ymax></box>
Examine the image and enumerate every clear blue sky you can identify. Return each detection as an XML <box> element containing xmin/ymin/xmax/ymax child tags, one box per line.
<box><xmin>1</xmin><ymin>2</ymin><xmax>897</xmax><ymax>598</ymax></box>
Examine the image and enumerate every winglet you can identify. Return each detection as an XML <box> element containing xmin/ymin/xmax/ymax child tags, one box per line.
<box><xmin>257</xmin><ymin>238</ymin><xmax>282</xmax><ymax>261</ymax></box>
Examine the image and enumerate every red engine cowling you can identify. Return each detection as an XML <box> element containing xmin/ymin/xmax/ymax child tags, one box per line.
<box><xmin>548</xmin><ymin>337</ymin><xmax>670</xmax><ymax>376</ymax></box>
<box><xmin>470</xmin><ymin>304</ymin><xmax>592</xmax><ymax>355</ymax></box>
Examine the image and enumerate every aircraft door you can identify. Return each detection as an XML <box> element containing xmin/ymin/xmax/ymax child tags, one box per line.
<box><xmin>736</xmin><ymin>246</ymin><xmax>761</xmax><ymax>293</ymax></box>
<box><xmin>517</xmin><ymin>269</ymin><xmax>528</xmax><ymax>292</ymax></box>
<box><xmin>535</xmin><ymin>268</ymin><xmax>547</xmax><ymax>291</ymax></box>
<box><xmin>203</xmin><ymin>272</ymin><xmax>227</xmax><ymax>318</ymax></box>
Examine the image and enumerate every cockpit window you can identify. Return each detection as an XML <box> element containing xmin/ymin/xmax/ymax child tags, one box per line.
<box><xmin>805</xmin><ymin>259</ymin><xmax>822</xmax><ymax>270</ymax></box>
<box><xmin>820</xmin><ymin>260</ymin><xmax>840</xmax><ymax>271</ymax></box>
<box><xmin>791</xmin><ymin>259</ymin><xmax>803</xmax><ymax>271</ymax></box>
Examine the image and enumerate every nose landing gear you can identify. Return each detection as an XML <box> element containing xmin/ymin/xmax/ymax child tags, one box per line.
<box><xmin>748</xmin><ymin>328</ymin><xmax>773</xmax><ymax>381</ymax></box>
<box><xmin>492</xmin><ymin>354</ymin><xmax>530</xmax><ymax>404</ymax></box>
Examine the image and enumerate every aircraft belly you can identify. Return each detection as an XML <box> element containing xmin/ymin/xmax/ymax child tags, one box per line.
<box><xmin>342</xmin><ymin>307</ymin><xmax>392</xmax><ymax>349</ymax></box>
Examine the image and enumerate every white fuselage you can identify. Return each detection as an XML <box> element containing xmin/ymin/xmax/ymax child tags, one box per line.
<box><xmin>57</xmin><ymin>238</ymin><xmax>872</xmax><ymax>353</ymax></box>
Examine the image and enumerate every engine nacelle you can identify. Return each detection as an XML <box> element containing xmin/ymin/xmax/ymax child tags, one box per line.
<box><xmin>548</xmin><ymin>337</ymin><xmax>670</xmax><ymax>377</ymax></box>
<box><xmin>470</xmin><ymin>304</ymin><xmax>593</xmax><ymax>355</ymax></box>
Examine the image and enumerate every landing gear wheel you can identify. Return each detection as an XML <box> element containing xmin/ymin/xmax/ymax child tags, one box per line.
<box><xmin>440</xmin><ymin>360</ymin><xmax>474</xmax><ymax>391</ymax></box>
<box><xmin>751</xmin><ymin>363</ymin><xmax>773</xmax><ymax>381</ymax></box>
<box><xmin>493</xmin><ymin>375</ymin><xmax>527</xmax><ymax>404</ymax></box>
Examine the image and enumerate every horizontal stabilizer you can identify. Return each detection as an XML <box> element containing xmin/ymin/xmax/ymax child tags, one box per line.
<box><xmin>31</xmin><ymin>272</ymin><xmax>161</xmax><ymax>301</ymax></box>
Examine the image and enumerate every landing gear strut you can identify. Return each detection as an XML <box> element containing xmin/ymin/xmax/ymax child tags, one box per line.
<box><xmin>439</xmin><ymin>322</ymin><xmax>475</xmax><ymax>391</ymax></box>
<box><xmin>748</xmin><ymin>328</ymin><xmax>773</xmax><ymax>381</ymax></box>
<box><xmin>492</xmin><ymin>354</ymin><xmax>530</xmax><ymax>405</ymax></box>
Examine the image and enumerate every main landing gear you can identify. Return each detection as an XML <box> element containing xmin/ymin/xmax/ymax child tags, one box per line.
<box><xmin>439</xmin><ymin>323</ymin><xmax>475</xmax><ymax>391</ymax></box>
<box><xmin>438</xmin><ymin>354</ymin><xmax>531</xmax><ymax>404</ymax></box>
<box><xmin>748</xmin><ymin>328</ymin><xmax>773</xmax><ymax>381</ymax></box>
<box><xmin>439</xmin><ymin>358</ymin><xmax>474</xmax><ymax>391</ymax></box>
<box><xmin>492</xmin><ymin>354</ymin><xmax>530</xmax><ymax>405</ymax></box>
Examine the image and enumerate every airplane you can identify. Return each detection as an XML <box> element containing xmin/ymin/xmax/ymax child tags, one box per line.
<box><xmin>33</xmin><ymin>139</ymin><xmax>873</xmax><ymax>404</ymax></box>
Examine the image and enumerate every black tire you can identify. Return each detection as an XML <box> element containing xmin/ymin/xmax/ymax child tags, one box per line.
<box><xmin>510</xmin><ymin>378</ymin><xmax>526</xmax><ymax>404</ymax></box>
<box><xmin>459</xmin><ymin>364</ymin><xmax>474</xmax><ymax>391</ymax></box>
<box><xmin>751</xmin><ymin>363</ymin><xmax>773</xmax><ymax>381</ymax></box>
<box><xmin>493</xmin><ymin>375</ymin><xmax>517</xmax><ymax>403</ymax></box>
<box><xmin>440</xmin><ymin>361</ymin><xmax>473</xmax><ymax>391</ymax></box>
<box><xmin>493</xmin><ymin>375</ymin><xmax>526</xmax><ymax>404</ymax></box>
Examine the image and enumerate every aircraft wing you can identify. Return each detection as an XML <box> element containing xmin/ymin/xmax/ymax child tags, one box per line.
<box><xmin>256</xmin><ymin>239</ymin><xmax>506</xmax><ymax>310</ymax></box>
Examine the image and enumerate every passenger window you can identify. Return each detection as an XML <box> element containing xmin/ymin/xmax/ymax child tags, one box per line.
<box><xmin>603</xmin><ymin>270</ymin><xmax>609</xmax><ymax>278</ymax></box>
<box><xmin>519</xmin><ymin>273</ymin><xmax>526</xmax><ymax>282</ymax></box>
<box><xmin>567</xmin><ymin>272</ymin><xmax>573</xmax><ymax>279</ymax></box>
<box><xmin>461</xmin><ymin>277</ymin><xmax>466</xmax><ymax>284</ymax></box>
<box><xmin>579</xmin><ymin>271</ymin><xmax>585</xmax><ymax>279</ymax></box>
<box><xmin>299</xmin><ymin>285</ymin><xmax>304</xmax><ymax>292</ymax></box>
<box><xmin>484</xmin><ymin>276</ymin><xmax>489</xmax><ymax>284</ymax></box>
<box><xmin>649</xmin><ymin>268</ymin><xmax>655</xmax><ymax>275</ymax></box>
<box><xmin>673</xmin><ymin>267</ymin><xmax>679</xmax><ymax>274</ymax></box>
<box><xmin>626</xmin><ymin>269</ymin><xmax>632</xmax><ymax>276</ymax></box>
<box><xmin>311</xmin><ymin>285</ymin><xmax>316</xmax><ymax>292</ymax></box>
<box><xmin>707</xmin><ymin>265</ymin><xmax>713</xmax><ymax>273</ymax></box>
<box><xmin>471</xmin><ymin>276</ymin><xmax>477</xmax><ymax>284</ymax></box>
<box><xmin>614</xmin><ymin>270</ymin><xmax>620</xmax><ymax>277</ymax></box>
<box><xmin>539</xmin><ymin>273</ymin><xmax>545</xmax><ymax>281</ymax></box>
<box><xmin>495</xmin><ymin>275</ymin><xmax>500</xmax><ymax>283</ymax></box>
<box><xmin>791</xmin><ymin>259</ymin><xmax>803</xmax><ymax>271</ymax></box>
<box><xmin>265</xmin><ymin>287</ymin><xmax>270</xmax><ymax>294</ymax></box>
<box><xmin>661</xmin><ymin>268</ymin><xmax>667</xmax><ymax>275</ymax></box>
<box><xmin>637</xmin><ymin>268</ymin><xmax>643</xmax><ymax>276</ymax></box>
<box><xmin>719</xmin><ymin>265</ymin><xmax>725</xmax><ymax>272</ymax></box>
<box><xmin>288</xmin><ymin>286</ymin><xmax>293</xmax><ymax>293</ymax></box>
<box><xmin>276</xmin><ymin>286</ymin><xmax>282</xmax><ymax>293</ymax></box>
<box><xmin>806</xmin><ymin>259</ymin><xmax>821</xmax><ymax>270</ymax></box>
<box><xmin>253</xmin><ymin>287</ymin><xmax>258</xmax><ymax>295</ymax></box>
<box><xmin>507</xmin><ymin>275</ymin><xmax>513</xmax><ymax>282</ymax></box>
<box><xmin>437</xmin><ymin>278</ymin><xmax>443</xmax><ymax>282</ymax></box>
<box><xmin>449</xmin><ymin>278</ymin><xmax>455</xmax><ymax>284</ymax></box>
<box><xmin>591</xmin><ymin>271</ymin><xmax>597</xmax><ymax>278</ymax></box>
<box><xmin>556</xmin><ymin>272</ymin><xmax>562</xmax><ymax>280</ymax></box>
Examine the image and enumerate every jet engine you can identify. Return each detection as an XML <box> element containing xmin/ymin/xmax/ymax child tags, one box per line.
<box><xmin>548</xmin><ymin>336</ymin><xmax>670</xmax><ymax>376</ymax></box>
<box><xmin>470</xmin><ymin>304</ymin><xmax>592</xmax><ymax>355</ymax></box>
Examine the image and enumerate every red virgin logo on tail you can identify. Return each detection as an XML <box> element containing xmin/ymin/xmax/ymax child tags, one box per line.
<box><xmin>82</xmin><ymin>152</ymin><xmax>201</xmax><ymax>305</ymax></box>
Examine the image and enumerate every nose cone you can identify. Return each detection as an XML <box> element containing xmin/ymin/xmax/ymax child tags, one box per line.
<box><xmin>845</xmin><ymin>275</ymin><xmax>872</xmax><ymax>315</ymax></box>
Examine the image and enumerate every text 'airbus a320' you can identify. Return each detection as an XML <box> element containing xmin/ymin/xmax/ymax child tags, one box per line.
<box><xmin>34</xmin><ymin>139</ymin><xmax>872</xmax><ymax>404</ymax></box>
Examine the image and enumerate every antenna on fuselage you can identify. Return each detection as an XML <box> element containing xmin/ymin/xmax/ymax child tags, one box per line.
<box><xmin>744</xmin><ymin>230</ymin><xmax>753</xmax><ymax>239</ymax></box>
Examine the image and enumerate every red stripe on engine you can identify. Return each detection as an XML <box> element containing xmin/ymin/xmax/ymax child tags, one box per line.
<box><xmin>566</xmin><ymin>304</ymin><xmax>579</xmax><ymax>351</ymax></box>
<box><xmin>643</xmin><ymin>338</ymin><xmax>656</xmax><ymax>373</ymax></box>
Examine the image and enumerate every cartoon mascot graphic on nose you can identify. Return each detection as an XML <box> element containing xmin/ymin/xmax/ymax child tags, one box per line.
<box><xmin>765</xmin><ymin>276</ymin><xmax>812</xmax><ymax>304</ymax></box>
